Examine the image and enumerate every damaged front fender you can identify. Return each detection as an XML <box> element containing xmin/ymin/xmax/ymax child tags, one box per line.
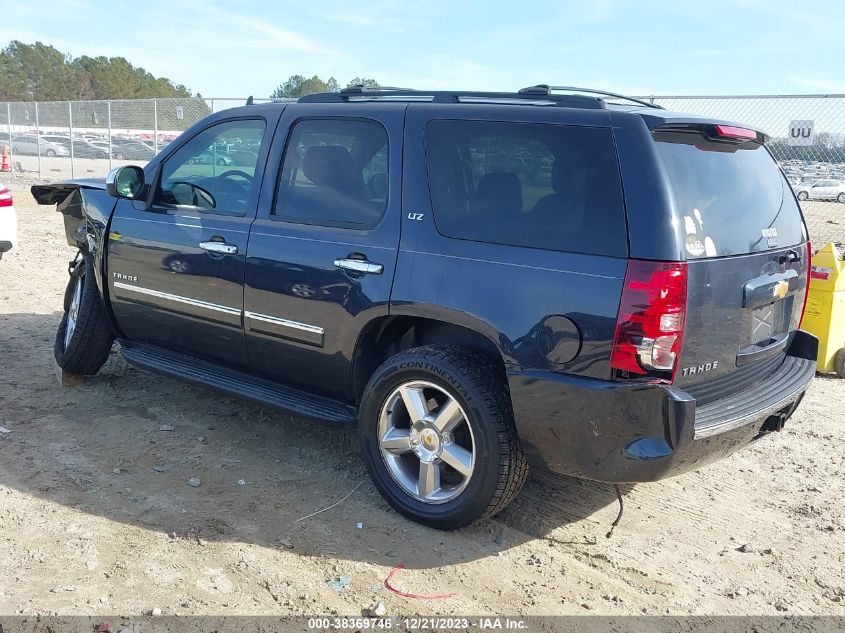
<box><xmin>31</xmin><ymin>178</ymin><xmax>116</xmax><ymax>296</ymax></box>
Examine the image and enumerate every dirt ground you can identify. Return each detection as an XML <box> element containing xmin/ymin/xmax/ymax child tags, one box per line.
<box><xmin>1</xmin><ymin>175</ymin><xmax>844</xmax><ymax>618</ymax></box>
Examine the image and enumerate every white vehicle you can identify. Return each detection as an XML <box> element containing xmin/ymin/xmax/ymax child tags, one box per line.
<box><xmin>0</xmin><ymin>183</ymin><xmax>17</xmax><ymax>259</ymax></box>
<box><xmin>11</xmin><ymin>134</ymin><xmax>70</xmax><ymax>157</ymax></box>
<box><xmin>794</xmin><ymin>179</ymin><xmax>845</xmax><ymax>203</ymax></box>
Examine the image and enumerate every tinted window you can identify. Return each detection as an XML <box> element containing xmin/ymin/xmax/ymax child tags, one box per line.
<box><xmin>424</xmin><ymin>120</ymin><xmax>627</xmax><ymax>256</ymax></box>
<box><xmin>274</xmin><ymin>118</ymin><xmax>388</xmax><ymax>228</ymax></box>
<box><xmin>653</xmin><ymin>130</ymin><xmax>804</xmax><ymax>257</ymax></box>
<box><xmin>155</xmin><ymin>119</ymin><xmax>265</xmax><ymax>216</ymax></box>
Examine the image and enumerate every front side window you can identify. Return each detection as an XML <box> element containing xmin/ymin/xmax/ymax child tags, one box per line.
<box><xmin>154</xmin><ymin>119</ymin><xmax>265</xmax><ymax>216</ymax></box>
<box><xmin>424</xmin><ymin>120</ymin><xmax>627</xmax><ymax>256</ymax></box>
<box><xmin>274</xmin><ymin>118</ymin><xmax>388</xmax><ymax>228</ymax></box>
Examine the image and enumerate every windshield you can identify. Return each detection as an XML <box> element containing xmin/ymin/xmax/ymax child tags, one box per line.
<box><xmin>653</xmin><ymin>130</ymin><xmax>805</xmax><ymax>258</ymax></box>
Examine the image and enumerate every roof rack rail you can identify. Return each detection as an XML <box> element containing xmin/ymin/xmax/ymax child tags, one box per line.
<box><xmin>341</xmin><ymin>84</ymin><xmax>413</xmax><ymax>95</ymax></box>
<box><xmin>523</xmin><ymin>85</ymin><xmax>662</xmax><ymax>109</ymax></box>
<box><xmin>298</xmin><ymin>87</ymin><xmax>607</xmax><ymax>109</ymax></box>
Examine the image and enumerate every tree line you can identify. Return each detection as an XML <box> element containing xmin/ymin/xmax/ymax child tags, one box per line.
<box><xmin>271</xmin><ymin>76</ymin><xmax>380</xmax><ymax>99</ymax></box>
<box><xmin>0</xmin><ymin>41</ymin><xmax>193</xmax><ymax>101</ymax></box>
<box><xmin>0</xmin><ymin>40</ymin><xmax>380</xmax><ymax>103</ymax></box>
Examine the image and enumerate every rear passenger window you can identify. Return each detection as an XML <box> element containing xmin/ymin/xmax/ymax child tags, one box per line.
<box><xmin>274</xmin><ymin>118</ymin><xmax>388</xmax><ymax>228</ymax></box>
<box><xmin>424</xmin><ymin>120</ymin><xmax>627</xmax><ymax>256</ymax></box>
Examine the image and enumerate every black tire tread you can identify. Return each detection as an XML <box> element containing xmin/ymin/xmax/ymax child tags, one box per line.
<box><xmin>835</xmin><ymin>347</ymin><xmax>845</xmax><ymax>379</ymax></box>
<box><xmin>55</xmin><ymin>257</ymin><xmax>115</xmax><ymax>375</ymax></box>
<box><xmin>368</xmin><ymin>344</ymin><xmax>528</xmax><ymax>523</ymax></box>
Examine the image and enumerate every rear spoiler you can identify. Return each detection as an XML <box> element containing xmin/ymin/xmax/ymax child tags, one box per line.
<box><xmin>31</xmin><ymin>178</ymin><xmax>106</xmax><ymax>205</ymax></box>
<box><xmin>620</xmin><ymin>109</ymin><xmax>770</xmax><ymax>142</ymax></box>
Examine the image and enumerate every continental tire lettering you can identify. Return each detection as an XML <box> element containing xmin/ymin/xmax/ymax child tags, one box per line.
<box><xmin>399</xmin><ymin>361</ymin><xmax>450</xmax><ymax>378</ymax></box>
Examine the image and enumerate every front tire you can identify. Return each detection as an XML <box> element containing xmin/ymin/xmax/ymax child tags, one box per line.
<box><xmin>359</xmin><ymin>345</ymin><xmax>528</xmax><ymax>530</ymax></box>
<box><xmin>837</xmin><ymin>193</ymin><xmax>845</xmax><ymax>204</ymax></box>
<box><xmin>797</xmin><ymin>191</ymin><xmax>809</xmax><ymax>201</ymax></box>
<box><xmin>55</xmin><ymin>256</ymin><xmax>115</xmax><ymax>375</ymax></box>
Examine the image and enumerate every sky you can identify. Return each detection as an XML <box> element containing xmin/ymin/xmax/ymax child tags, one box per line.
<box><xmin>3</xmin><ymin>0</ymin><xmax>845</xmax><ymax>99</ymax></box>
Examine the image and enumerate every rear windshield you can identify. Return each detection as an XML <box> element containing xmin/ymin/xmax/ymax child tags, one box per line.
<box><xmin>653</xmin><ymin>130</ymin><xmax>804</xmax><ymax>258</ymax></box>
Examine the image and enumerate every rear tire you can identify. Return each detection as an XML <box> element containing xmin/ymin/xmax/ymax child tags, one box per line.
<box><xmin>55</xmin><ymin>256</ymin><xmax>115</xmax><ymax>375</ymax></box>
<box><xmin>45</xmin><ymin>149</ymin><xmax>56</xmax><ymax>158</ymax></box>
<box><xmin>838</xmin><ymin>193</ymin><xmax>845</xmax><ymax>204</ymax></box>
<box><xmin>358</xmin><ymin>344</ymin><xmax>528</xmax><ymax>530</ymax></box>
<box><xmin>835</xmin><ymin>348</ymin><xmax>845</xmax><ymax>379</ymax></box>
<box><xmin>797</xmin><ymin>191</ymin><xmax>809</xmax><ymax>201</ymax></box>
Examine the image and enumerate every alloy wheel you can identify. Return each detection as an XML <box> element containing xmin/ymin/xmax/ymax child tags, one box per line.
<box><xmin>378</xmin><ymin>380</ymin><xmax>475</xmax><ymax>504</ymax></box>
<box><xmin>64</xmin><ymin>275</ymin><xmax>83</xmax><ymax>349</ymax></box>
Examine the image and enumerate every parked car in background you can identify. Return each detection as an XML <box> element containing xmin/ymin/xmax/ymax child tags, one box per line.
<box><xmin>89</xmin><ymin>141</ymin><xmax>111</xmax><ymax>153</ymax></box>
<box><xmin>40</xmin><ymin>136</ymin><xmax>109</xmax><ymax>159</ymax></box>
<box><xmin>794</xmin><ymin>179</ymin><xmax>845</xmax><ymax>203</ymax></box>
<box><xmin>112</xmin><ymin>140</ymin><xmax>156</xmax><ymax>161</ymax></box>
<box><xmin>11</xmin><ymin>134</ymin><xmax>70</xmax><ymax>157</ymax></box>
<box><xmin>188</xmin><ymin>148</ymin><xmax>235</xmax><ymax>166</ymax></box>
<box><xmin>0</xmin><ymin>183</ymin><xmax>17</xmax><ymax>259</ymax></box>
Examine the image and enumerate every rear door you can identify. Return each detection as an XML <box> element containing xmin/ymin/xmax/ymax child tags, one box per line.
<box><xmin>243</xmin><ymin>103</ymin><xmax>404</xmax><ymax>402</ymax></box>
<box><xmin>651</xmin><ymin>127</ymin><xmax>809</xmax><ymax>403</ymax></box>
<box><xmin>108</xmin><ymin>116</ymin><xmax>271</xmax><ymax>368</ymax></box>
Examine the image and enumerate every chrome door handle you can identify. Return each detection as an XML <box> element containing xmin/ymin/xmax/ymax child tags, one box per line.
<box><xmin>334</xmin><ymin>258</ymin><xmax>384</xmax><ymax>275</ymax></box>
<box><xmin>199</xmin><ymin>241</ymin><xmax>238</xmax><ymax>255</ymax></box>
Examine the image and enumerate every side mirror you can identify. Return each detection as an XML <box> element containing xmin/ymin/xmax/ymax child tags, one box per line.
<box><xmin>106</xmin><ymin>165</ymin><xmax>145</xmax><ymax>199</ymax></box>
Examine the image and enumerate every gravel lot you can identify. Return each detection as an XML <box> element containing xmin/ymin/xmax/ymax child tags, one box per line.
<box><xmin>0</xmin><ymin>175</ymin><xmax>844</xmax><ymax>618</ymax></box>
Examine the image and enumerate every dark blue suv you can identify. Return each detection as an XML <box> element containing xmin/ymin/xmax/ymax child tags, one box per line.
<box><xmin>33</xmin><ymin>85</ymin><xmax>817</xmax><ymax>530</ymax></box>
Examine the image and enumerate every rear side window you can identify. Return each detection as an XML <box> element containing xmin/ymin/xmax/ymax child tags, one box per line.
<box><xmin>274</xmin><ymin>118</ymin><xmax>388</xmax><ymax>229</ymax></box>
<box><xmin>424</xmin><ymin>120</ymin><xmax>627</xmax><ymax>256</ymax></box>
<box><xmin>653</xmin><ymin>130</ymin><xmax>804</xmax><ymax>257</ymax></box>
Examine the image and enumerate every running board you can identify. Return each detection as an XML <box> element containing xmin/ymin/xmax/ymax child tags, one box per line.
<box><xmin>120</xmin><ymin>342</ymin><xmax>357</xmax><ymax>425</ymax></box>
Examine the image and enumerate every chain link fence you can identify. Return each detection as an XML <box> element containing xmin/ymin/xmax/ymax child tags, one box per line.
<box><xmin>2</xmin><ymin>93</ymin><xmax>845</xmax><ymax>190</ymax></box>
<box><xmin>0</xmin><ymin>97</ymin><xmax>281</xmax><ymax>179</ymax></box>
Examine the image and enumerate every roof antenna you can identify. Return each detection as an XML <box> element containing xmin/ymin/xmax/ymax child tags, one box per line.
<box><xmin>245</xmin><ymin>95</ymin><xmax>254</xmax><ymax>106</ymax></box>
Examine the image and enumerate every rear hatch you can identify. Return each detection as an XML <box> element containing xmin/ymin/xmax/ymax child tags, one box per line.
<box><xmin>653</xmin><ymin>125</ymin><xmax>809</xmax><ymax>404</ymax></box>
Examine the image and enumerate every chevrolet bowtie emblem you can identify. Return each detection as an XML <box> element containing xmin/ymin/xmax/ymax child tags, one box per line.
<box><xmin>772</xmin><ymin>280</ymin><xmax>789</xmax><ymax>300</ymax></box>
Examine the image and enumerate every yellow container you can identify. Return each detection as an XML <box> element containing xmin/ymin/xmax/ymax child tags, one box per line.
<box><xmin>802</xmin><ymin>243</ymin><xmax>845</xmax><ymax>377</ymax></box>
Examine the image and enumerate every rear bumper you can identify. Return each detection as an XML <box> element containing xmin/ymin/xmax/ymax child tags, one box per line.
<box><xmin>507</xmin><ymin>330</ymin><xmax>818</xmax><ymax>483</ymax></box>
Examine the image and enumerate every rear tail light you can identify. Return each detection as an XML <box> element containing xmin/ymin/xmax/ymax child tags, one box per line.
<box><xmin>799</xmin><ymin>241</ymin><xmax>812</xmax><ymax>329</ymax></box>
<box><xmin>0</xmin><ymin>185</ymin><xmax>11</xmax><ymax>208</ymax></box>
<box><xmin>610</xmin><ymin>260</ymin><xmax>688</xmax><ymax>383</ymax></box>
<box><xmin>714</xmin><ymin>124</ymin><xmax>758</xmax><ymax>141</ymax></box>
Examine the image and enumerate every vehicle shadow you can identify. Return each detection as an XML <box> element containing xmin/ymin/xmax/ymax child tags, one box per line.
<box><xmin>0</xmin><ymin>312</ymin><xmax>629</xmax><ymax>571</ymax></box>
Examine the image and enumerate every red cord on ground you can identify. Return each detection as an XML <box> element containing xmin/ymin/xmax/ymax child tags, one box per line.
<box><xmin>383</xmin><ymin>563</ymin><xmax>456</xmax><ymax>600</ymax></box>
